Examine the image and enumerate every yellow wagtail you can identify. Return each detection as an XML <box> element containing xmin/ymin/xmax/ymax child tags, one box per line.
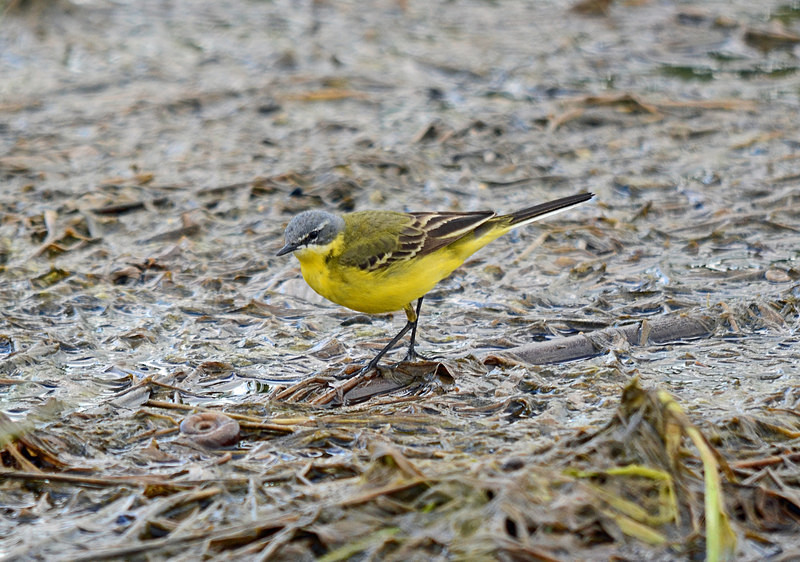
<box><xmin>277</xmin><ymin>192</ymin><xmax>593</xmax><ymax>373</ymax></box>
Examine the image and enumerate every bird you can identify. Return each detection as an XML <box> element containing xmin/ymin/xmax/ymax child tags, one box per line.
<box><xmin>277</xmin><ymin>192</ymin><xmax>594</xmax><ymax>374</ymax></box>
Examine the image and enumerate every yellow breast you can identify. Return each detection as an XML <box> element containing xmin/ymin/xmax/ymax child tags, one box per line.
<box><xmin>294</xmin><ymin>239</ymin><xmax>466</xmax><ymax>314</ymax></box>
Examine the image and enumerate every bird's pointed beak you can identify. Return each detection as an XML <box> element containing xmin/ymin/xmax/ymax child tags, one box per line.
<box><xmin>276</xmin><ymin>242</ymin><xmax>298</xmax><ymax>256</ymax></box>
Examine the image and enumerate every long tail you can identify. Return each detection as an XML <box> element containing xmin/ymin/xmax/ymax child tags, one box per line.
<box><xmin>505</xmin><ymin>192</ymin><xmax>594</xmax><ymax>228</ymax></box>
<box><xmin>453</xmin><ymin>192</ymin><xmax>594</xmax><ymax>260</ymax></box>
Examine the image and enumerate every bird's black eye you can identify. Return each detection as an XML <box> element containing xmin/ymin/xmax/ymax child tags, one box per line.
<box><xmin>307</xmin><ymin>230</ymin><xmax>319</xmax><ymax>242</ymax></box>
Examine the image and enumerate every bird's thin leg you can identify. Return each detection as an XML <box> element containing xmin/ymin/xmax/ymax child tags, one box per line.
<box><xmin>359</xmin><ymin>319</ymin><xmax>415</xmax><ymax>374</ymax></box>
<box><xmin>404</xmin><ymin>297</ymin><xmax>427</xmax><ymax>361</ymax></box>
<box><xmin>359</xmin><ymin>297</ymin><xmax>431</xmax><ymax>374</ymax></box>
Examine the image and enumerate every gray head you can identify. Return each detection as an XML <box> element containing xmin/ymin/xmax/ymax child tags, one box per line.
<box><xmin>276</xmin><ymin>210</ymin><xmax>345</xmax><ymax>256</ymax></box>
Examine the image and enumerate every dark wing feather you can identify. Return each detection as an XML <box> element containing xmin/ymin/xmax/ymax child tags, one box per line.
<box><xmin>338</xmin><ymin>210</ymin><xmax>495</xmax><ymax>271</ymax></box>
<box><xmin>409</xmin><ymin>211</ymin><xmax>495</xmax><ymax>257</ymax></box>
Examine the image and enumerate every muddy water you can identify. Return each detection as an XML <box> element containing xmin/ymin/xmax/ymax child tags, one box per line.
<box><xmin>1</xmin><ymin>0</ymin><xmax>799</xmax><ymax>559</ymax></box>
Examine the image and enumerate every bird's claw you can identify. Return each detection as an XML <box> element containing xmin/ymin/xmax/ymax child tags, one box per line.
<box><xmin>401</xmin><ymin>348</ymin><xmax>434</xmax><ymax>363</ymax></box>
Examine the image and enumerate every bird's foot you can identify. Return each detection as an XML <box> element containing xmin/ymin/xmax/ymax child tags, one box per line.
<box><xmin>400</xmin><ymin>347</ymin><xmax>435</xmax><ymax>363</ymax></box>
<box><xmin>355</xmin><ymin>357</ymin><xmax>383</xmax><ymax>377</ymax></box>
<box><xmin>332</xmin><ymin>362</ymin><xmax>376</xmax><ymax>379</ymax></box>
<box><xmin>336</xmin><ymin>348</ymin><xmax>436</xmax><ymax>380</ymax></box>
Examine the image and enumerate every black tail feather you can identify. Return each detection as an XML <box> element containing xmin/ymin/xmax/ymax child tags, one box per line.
<box><xmin>507</xmin><ymin>192</ymin><xmax>594</xmax><ymax>226</ymax></box>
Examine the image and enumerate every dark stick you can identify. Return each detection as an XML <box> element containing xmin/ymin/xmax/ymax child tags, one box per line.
<box><xmin>492</xmin><ymin>313</ymin><xmax>717</xmax><ymax>365</ymax></box>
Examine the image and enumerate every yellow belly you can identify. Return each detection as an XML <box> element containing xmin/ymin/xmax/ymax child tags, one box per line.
<box><xmin>296</xmin><ymin>248</ymin><xmax>465</xmax><ymax>314</ymax></box>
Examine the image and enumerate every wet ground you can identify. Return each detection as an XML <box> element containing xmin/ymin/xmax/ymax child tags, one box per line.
<box><xmin>1</xmin><ymin>0</ymin><xmax>799</xmax><ymax>560</ymax></box>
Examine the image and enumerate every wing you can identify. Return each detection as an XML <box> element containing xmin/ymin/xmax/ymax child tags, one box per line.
<box><xmin>338</xmin><ymin>210</ymin><xmax>495</xmax><ymax>271</ymax></box>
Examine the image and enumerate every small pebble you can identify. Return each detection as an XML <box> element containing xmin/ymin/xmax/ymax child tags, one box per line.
<box><xmin>765</xmin><ymin>269</ymin><xmax>790</xmax><ymax>283</ymax></box>
<box><xmin>180</xmin><ymin>412</ymin><xmax>240</xmax><ymax>448</ymax></box>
